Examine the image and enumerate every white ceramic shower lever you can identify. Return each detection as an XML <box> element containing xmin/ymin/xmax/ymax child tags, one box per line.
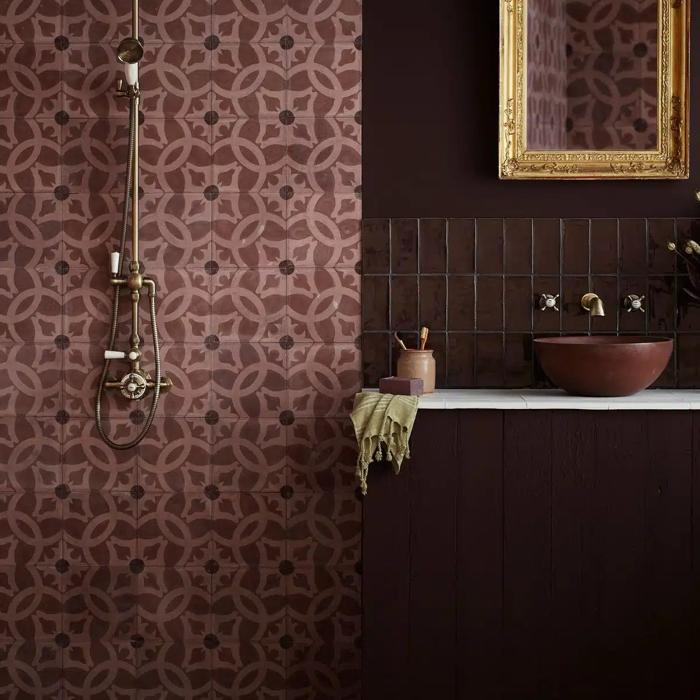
<box><xmin>104</xmin><ymin>350</ymin><xmax>126</xmax><ymax>360</ymax></box>
<box><xmin>110</xmin><ymin>251</ymin><xmax>120</xmax><ymax>275</ymax></box>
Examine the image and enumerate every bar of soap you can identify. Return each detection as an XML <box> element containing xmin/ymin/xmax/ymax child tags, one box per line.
<box><xmin>379</xmin><ymin>376</ymin><xmax>424</xmax><ymax>396</ymax></box>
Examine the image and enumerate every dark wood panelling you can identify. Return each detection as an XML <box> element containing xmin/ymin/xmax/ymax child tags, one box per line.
<box><xmin>363</xmin><ymin>410</ymin><xmax>699</xmax><ymax>699</ymax></box>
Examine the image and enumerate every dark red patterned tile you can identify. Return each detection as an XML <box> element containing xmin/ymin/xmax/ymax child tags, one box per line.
<box><xmin>287</xmin><ymin>343</ymin><xmax>361</xmax><ymax>418</ymax></box>
<box><xmin>212</xmin><ymin>343</ymin><xmax>288</xmax><ymax>419</ymax></box>
<box><xmin>288</xmin><ymin>268</ymin><xmax>360</xmax><ymax>342</ymax></box>
<box><xmin>210</xmin><ymin>642</ymin><xmax>286</xmax><ymax>699</ymax></box>
<box><xmin>211</xmin><ymin>494</ymin><xmax>286</xmax><ymax>567</ymax></box>
<box><xmin>213</xmin><ymin>44</ymin><xmax>286</xmax><ymax>118</ymax></box>
<box><xmin>0</xmin><ymin>417</ymin><xmax>62</xmax><ymax>493</ymax></box>
<box><xmin>213</xmin><ymin>192</ymin><xmax>287</xmax><ymax>267</ymax></box>
<box><xmin>137</xmin><ymin>641</ymin><xmax>211</xmax><ymax>697</ymax></box>
<box><xmin>212</xmin><ymin>0</ymin><xmax>286</xmax><ymax>43</ymax></box>
<box><xmin>286</xmin><ymin>0</ymin><xmax>362</xmax><ymax>44</ymax></box>
<box><xmin>288</xmin><ymin>191</ymin><xmax>360</xmax><ymax>267</ymax></box>
<box><xmin>287</xmin><ymin>642</ymin><xmax>361</xmax><ymax>699</ymax></box>
<box><xmin>212</xmin><ymin>269</ymin><xmax>287</xmax><ymax>342</ymax></box>
<box><xmin>62</xmin><ymin>0</ymin><xmax>130</xmax><ymax>43</ymax></box>
<box><xmin>211</xmin><ymin>420</ymin><xmax>286</xmax><ymax>493</ymax></box>
<box><xmin>0</xmin><ymin>344</ymin><xmax>61</xmax><ymax>418</ymax></box>
<box><xmin>0</xmin><ymin>640</ymin><xmax>62</xmax><ymax>697</ymax></box>
<box><xmin>141</xmin><ymin>0</ymin><xmax>212</xmax><ymax>44</ymax></box>
<box><xmin>63</xmin><ymin>640</ymin><xmax>137</xmax><ymax>696</ymax></box>
<box><xmin>62</xmin><ymin>194</ymin><xmax>121</xmax><ymax>270</ymax></box>
<box><xmin>0</xmin><ymin>45</ymin><xmax>62</xmax><ymax>118</ymax></box>
<box><xmin>0</xmin><ymin>1</ymin><xmax>62</xmax><ymax>43</ymax></box>
<box><xmin>137</xmin><ymin>493</ymin><xmax>211</xmax><ymax>568</ymax></box>
<box><xmin>0</xmin><ymin>119</ymin><xmax>61</xmax><ymax>192</ymax></box>
<box><xmin>139</xmin><ymin>419</ymin><xmax>211</xmax><ymax>492</ymax></box>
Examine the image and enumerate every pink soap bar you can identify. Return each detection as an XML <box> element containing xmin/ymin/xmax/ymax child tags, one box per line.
<box><xmin>378</xmin><ymin>376</ymin><xmax>424</xmax><ymax>396</ymax></box>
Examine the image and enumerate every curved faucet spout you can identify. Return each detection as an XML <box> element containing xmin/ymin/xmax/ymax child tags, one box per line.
<box><xmin>581</xmin><ymin>292</ymin><xmax>605</xmax><ymax>317</ymax></box>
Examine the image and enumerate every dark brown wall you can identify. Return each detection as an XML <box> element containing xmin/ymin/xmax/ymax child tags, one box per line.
<box><xmin>362</xmin><ymin>0</ymin><xmax>700</xmax><ymax>219</ymax></box>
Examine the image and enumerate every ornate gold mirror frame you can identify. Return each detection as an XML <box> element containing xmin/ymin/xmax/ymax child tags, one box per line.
<box><xmin>499</xmin><ymin>0</ymin><xmax>689</xmax><ymax>180</ymax></box>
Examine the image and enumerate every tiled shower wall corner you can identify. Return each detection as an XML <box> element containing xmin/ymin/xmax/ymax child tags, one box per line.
<box><xmin>362</xmin><ymin>217</ymin><xmax>700</xmax><ymax>389</ymax></box>
<box><xmin>0</xmin><ymin>2</ymin><xmax>362</xmax><ymax>696</ymax></box>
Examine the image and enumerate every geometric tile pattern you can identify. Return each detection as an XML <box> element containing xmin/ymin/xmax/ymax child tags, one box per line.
<box><xmin>0</xmin><ymin>1</ymin><xmax>361</xmax><ymax>695</ymax></box>
<box><xmin>362</xmin><ymin>217</ymin><xmax>697</xmax><ymax>391</ymax></box>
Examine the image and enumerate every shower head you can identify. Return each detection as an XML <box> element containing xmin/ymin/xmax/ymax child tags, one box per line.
<box><xmin>116</xmin><ymin>37</ymin><xmax>144</xmax><ymax>65</ymax></box>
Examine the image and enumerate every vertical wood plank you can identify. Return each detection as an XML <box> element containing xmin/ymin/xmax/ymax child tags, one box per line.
<box><xmin>363</xmin><ymin>454</ymin><xmax>410</xmax><ymax>699</ymax></box>
<box><xmin>456</xmin><ymin>410</ymin><xmax>504</xmax><ymax>700</ymax></box>
<box><xmin>408</xmin><ymin>411</ymin><xmax>458</xmax><ymax>700</ymax></box>
<box><xmin>502</xmin><ymin>411</ymin><xmax>553</xmax><ymax>698</ymax></box>
<box><xmin>592</xmin><ymin>412</ymin><xmax>648</xmax><ymax>698</ymax></box>
<box><xmin>550</xmin><ymin>410</ymin><xmax>598</xmax><ymax>697</ymax></box>
<box><xmin>643</xmin><ymin>411</ymin><xmax>693</xmax><ymax>697</ymax></box>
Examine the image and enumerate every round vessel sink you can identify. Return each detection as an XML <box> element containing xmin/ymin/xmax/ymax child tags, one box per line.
<box><xmin>534</xmin><ymin>336</ymin><xmax>673</xmax><ymax>397</ymax></box>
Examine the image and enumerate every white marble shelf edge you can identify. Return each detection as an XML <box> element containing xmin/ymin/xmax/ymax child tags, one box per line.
<box><xmin>362</xmin><ymin>389</ymin><xmax>700</xmax><ymax>410</ymax></box>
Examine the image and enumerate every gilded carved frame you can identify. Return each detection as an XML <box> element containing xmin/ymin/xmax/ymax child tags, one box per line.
<box><xmin>499</xmin><ymin>0</ymin><xmax>689</xmax><ymax>180</ymax></box>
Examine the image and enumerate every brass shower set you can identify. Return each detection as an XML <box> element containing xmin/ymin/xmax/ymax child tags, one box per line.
<box><xmin>95</xmin><ymin>0</ymin><xmax>171</xmax><ymax>449</ymax></box>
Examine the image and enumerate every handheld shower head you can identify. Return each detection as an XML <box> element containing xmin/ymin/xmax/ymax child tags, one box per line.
<box><xmin>116</xmin><ymin>37</ymin><xmax>144</xmax><ymax>64</ymax></box>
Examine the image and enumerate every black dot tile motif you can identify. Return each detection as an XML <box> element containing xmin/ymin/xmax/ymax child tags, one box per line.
<box><xmin>354</xmin><ymin>185</ymin><xmax>362</xmax><ymax>199</ymax></box>
<box><xmin>279</xmin><ymin>560</ymin><xmax>294</xmax><ymax>575</ymax></box>
<box><xmin>54</xmin><ymin>334</ymin><xmax>70</xmax><ymax>349</ymax></box>
<box><xmin>280</xmin><ymin>634</ymin><xmax>293</xmax><ymax>649</ymax></box>
<box><xmin>279</xmin><ymin>110</ymin><xmax>295</xmax><ymax>125</ymax></box>
<box><xmin>634</xmin><ymin>118</ymin><xmax>648</xmax><ymax>133</ymax></box>
<box><xmin>55</xmin><ymin>260</ymin><xmax>69</xmax><ymax>275</ymax></box>
<box><xmin>204</xmin><ymin>260</ymin><xmax>219</xmax><ymax>275</ymax></box>
<box><xmin>634</xmin><ymin>42</ymin><xmax>648</xmax><ymax>57</ymax></box>
<box><xmin>204</xmin><ymin>111</ymin><xmax>219</xmax><ymax>125</ymax></box>
<box><xmin>55</xmin><ymin>484</ymin><xmax>70</xmax><ymax>500</ymax></box>
<box><xmin>279</xmin><ymin>185</ymin><xmax>294</xmax><ymax>201</ymax></box>
<box><xmin>130</xmin><ymin>634</ymin><xmax>144</xmax><ymax>649</ymax></box>
<box><xmin>55</xmin><ymin>111</ymin><xmax>69</xmax><ymax>125</ymax></box>
<box><xmin>205</xmin><ymin>335</ymin><xmax>220</xmax><ymax>350</ymax></box>
<box><xmin>55</xmin><ymin>559</ymin><xmax>70</xmax><ymax>573</ymax></box>
<box><xmin>354</xmin><ymin>261</ymin><xmax>362</xmax><ymax>275</ymax></box>
<box><xmin>55</xmin><ymin>410</ymin><xmax>69</xmax><ymax>425</ymax></box>
<box><xmin>54</xmin><ymin>36</ymin><xmax>69</xmax><ymax>50</ymax></box>
<box><xmin>54</xmin><ymin>185</ymin><xmax>69</xmax><ymax>201</ymax></box>
<box><xmin>204</xmin><ymin>35</ymin><xmax>220</xmax><ymax>50</ymax></box>
<box><xmin>278</xmin><ymin>259</ymin><xmax>295</xmax><ymax>275</ymax></box>
<box><xmin>130</xmin><ymin>484</ymin><xmax>145</xmax><ymax>500</ymax></box>
<box><xmin>354</xmin><ymin>35</ymin><xmax>362</xmax><ymax>50</ymax></box>
<box><xmin>129</xmin><ymin>558</ymin><xmax>145</xmax><ymax>574</ymax></box>
<box><xmin>204</xmin><ymin>484</ymin><xmax>220</xmax><ymax>500</ymax></box>
<box><xmin>129</xmin><ymin>409</ymin><xmax>145</xmax><ymax>425</ymax></box>
<box><xmin>279</xmin><ymin>410</ymin><xmax>295</xmax><ymax>426</ymax></box>
<box><xmin>354</xmin><ymin>110</ymin><xmax>362</xmax><ymax>125</ymax></box>
<box><xmin>280</xmin><ymin>485</ymin><xmax>294</xmax><ymax>500</ymax></box>
<box><xmin>205</xmin><ymin>410</ymin><xmax>219</xmax><ymax>425</ymax></box>
<box><xmin>204</xmin><ymin>634</ymin><xmax>220</xmax><ymax>649</ymax></box>
<box><xmin>54</xmin><ymin>633</ymin><xmax>70</xmax><ymax>648</ymax></box>
<box><xmin>138</xmin><ymin>111</ymin><xmax>145</xmax><ymax>126</ymax></box>
<box><xmin>279</xmin><ymin>335</ymin><xmax>294</xmax><ymax>350</ymax></box>
<box><xmin>280</xmin><ymin>35</ymin><xmax>294</xmax><ymax>49</ymax></box>
<box><xmin>205</xmin><ymin>559</ymin><xmax>219</xmax><ymax>574</ymax></box>
<box><xmin>204</xmin><ymin>185</ymin><xmax>219</xmax><ymax>201</ymax></box>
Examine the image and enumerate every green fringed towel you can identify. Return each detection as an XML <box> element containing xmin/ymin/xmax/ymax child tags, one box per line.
<box><xmin>351</xmin><ymin>391</ymin><xmax>420</xmax><ymax>495</ymax></box>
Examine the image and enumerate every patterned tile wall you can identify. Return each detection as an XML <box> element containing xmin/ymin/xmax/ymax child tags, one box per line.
<box><xmin>0</xmin><ymin>1</ymin><xmax>362</xmax><ymax>696</ymax></box>
<box><xmin>362</xmin><ymin>217</ymin><xmax>700</xmax><ymax>390</ymax></box>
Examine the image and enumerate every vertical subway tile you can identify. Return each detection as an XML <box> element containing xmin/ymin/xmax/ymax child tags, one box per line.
<box><xmin>475</xmin><ymin>334</ymin><xmax>503</xmax><ymax>387</ymax></box>
<box><xmin>504</xmin><ymin>218</ymin><xmax>532</xmax><ymax>274</ymax></box>
<box><xmin>447</xmin><ymin>276</ymin><xmax>475</xmax><ymax>331</ymax></box>
<box><xmin>390</xmin><ymin>218</ymin><xmax>418</xmax><ymax>273</ymax></box>
<box><xmin>362</xmin><ymin>333</ymin><xmax>390</xmax><ymax>386</ymax></box>
<box><xmin>562</xmin><ymin>219</ymin><xmax>589</xmax><ymax>275</ymax></box>
<box><xmin>677</xmin><ymin>334</ymin><xmax>700</xmax><ymax>387</ymax></box>
<box><xmin>561</xmin><ymin>277</ymin><xmax>590</xmax><ymax>333</ymax></box>
<box><xmin>448</xmin><ymin>218</ymin><xmax>475</xmax><ymax>273</ymax></box>
<box><xmin>476</xmin><ymin>276</ymin><xmax>503</xmax><ymax>331</ymax></box>
<box><xmin>533</xmin><ymin>276</ymin><xmax>561</xmax><ymax>333</ymax></box>
<box><xmin>619</xmin><ymin>219</ymin><xmax>647</xmax><ymax>274</ymax></box>
<box><xmin>589</xmin><ymin>275</ymin><xmax>618</xmax><ymax>333</ymax></box>
<box><xmin>533</xmin><ymin>218</ymin><xmax>560</xmax><ymax>274</ymax></box>
<box><xmin>619</xmin><ymin>276</ymin><xmax>648</xmax><ymax>333</ymax></box>
<box><xmin>361</xmin><ymin>276</ymin><xmax>389</xmax><ymax>331</ymax></box>
<box><xmin>648</xmin><ymin>276</ymin><xmax>676</xmax><ymax>333</ymax></box>
<box><xmin>504</xmin><ymin>334</ymin><xmax>532</xmax><ymax>388</ymax></box>
<box><xmin>419</xmin><ymin>276</ymin><xmax>446</xmax><ymax>330</ymax></box>
<box><xmin>648</xmin><ymin>219</ymin><xmax>675</xmax><ymax>274</ymax></box>
<box><xmin>504</xmin><ymin>276</ymin><xmax>533</xmax><ymax>332</ymax></box>
<box><xmin>590</xmin><ymin>219</ymin><xmax>618</xmax><ymax>274</ymax></box>
<box><xmin>430</xmin><ymin>332</ymin><xmax>447</xmax><ymax>388</ymax></box>
<box><xmin>419</xmin><ymin>219</ymin><xmax>447</xmax><ymax>273</ymax></box>
<box><xmin>475</xmin><ymin>219</ymin><xmax>503</xmax><ymax>273</ymax></box>
<box><xmin>361</xmin><ymin>219</ymin><xmax>390</xmax><ymax>273</ymax></box>
<box><xmin>652</xmin><ymin>335</ymin><xmax>676</xmax><ymax>388</ymax></box>
<box><xmin>446</xmin><ymin>333</ymin><xmax>475</xmax><ymax>388</ymax></box>
<box><xmin>390</xmin><ymin>275</ymin><xmax>418</xmax><ymax>331</ymax></box>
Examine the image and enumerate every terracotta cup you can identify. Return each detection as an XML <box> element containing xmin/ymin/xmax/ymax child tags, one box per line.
<box><xmin>396</xmin><ymin>349</ymin><xmax>436</xmax><ymax>393</ymax></box>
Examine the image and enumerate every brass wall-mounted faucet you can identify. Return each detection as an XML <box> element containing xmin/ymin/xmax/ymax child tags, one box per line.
<box><xmin>581</xmin><ymin>292</ymin><xmax>605</xmax><ymax>317</ymax></box>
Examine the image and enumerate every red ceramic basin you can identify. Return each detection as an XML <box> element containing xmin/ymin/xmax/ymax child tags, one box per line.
<box><xmin>534</xmin><ymin>336</ymin><xmax>674</xmax><ymax>397</ymax></box>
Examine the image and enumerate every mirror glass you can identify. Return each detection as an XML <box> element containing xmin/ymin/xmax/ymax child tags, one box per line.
<box><xmin>527</xmin><ymin>0</ymin><xmax>658</xmax><ymax>151</ymax></box>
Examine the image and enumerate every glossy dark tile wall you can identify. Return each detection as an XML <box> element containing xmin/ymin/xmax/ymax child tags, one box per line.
<box><xmin>362</xmin><ymin>218</ymin><xmax>700</xmax><ymax>389</ymax></box>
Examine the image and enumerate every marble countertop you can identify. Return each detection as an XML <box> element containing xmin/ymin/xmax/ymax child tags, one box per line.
<box><xmin>364</xmin><ymin>389</ymin><xmax>700</xmax><ymax>410</ymax></box>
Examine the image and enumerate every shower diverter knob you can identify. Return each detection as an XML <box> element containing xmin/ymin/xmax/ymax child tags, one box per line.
<box><xmin>104</xmin><ymin>350</ymin><xmax>126</xmax><ymax>360</ymax></box>
<box><xmin>110</xmin><ymin>252</ymin><xmax>120</xmax><ymax>275</ymax></box>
